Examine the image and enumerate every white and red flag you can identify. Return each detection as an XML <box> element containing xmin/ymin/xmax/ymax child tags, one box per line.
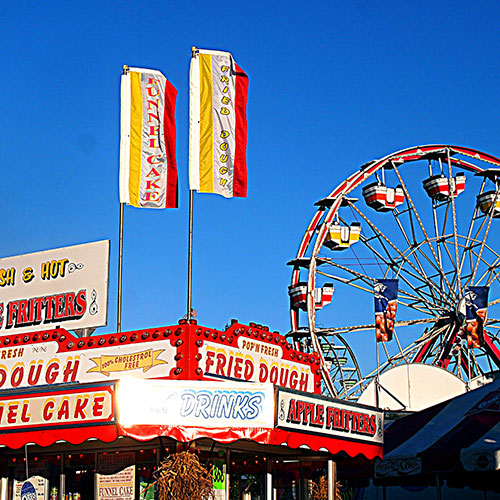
<box><xmin>189</xmin><ymin>49</ymin><xmax>249</xmax><ymax>198</ymax></box>
<box><xmin>119</xmin><ymin>67</ymin><xmax>178</xmax><ymax>208</ymax></box>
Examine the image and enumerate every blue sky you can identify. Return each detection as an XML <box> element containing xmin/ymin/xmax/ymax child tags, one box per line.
<box><xmin>2</xmin><ymin>1</ymin><xmax>500</xmax><ymax>374</ymax></box>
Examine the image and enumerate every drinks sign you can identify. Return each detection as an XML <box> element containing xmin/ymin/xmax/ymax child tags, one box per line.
<box><xmin>0</xmin><ymin>241</ymin><xmax>110</xmax><ymax>335</ymax></box>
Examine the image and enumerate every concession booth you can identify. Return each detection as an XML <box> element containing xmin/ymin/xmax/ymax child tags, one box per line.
<box><xmin>0</xmin><ymin>320</ymin><xmax>383</xmax><ymax>500</ymax></box>
<box><xmin>0</xmin><ymin>241</ymin><xmax>383</xmax><ymax>499</ymax></box>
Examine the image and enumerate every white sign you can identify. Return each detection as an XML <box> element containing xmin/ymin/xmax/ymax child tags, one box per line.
<box><xmin>276</xmin><ymin>388</ymin><xmax>384</xmax><ymax>445</ymax></box>
<box><xmin>14</xmin><ymin>476</ymin><xmax>48</xmax><ymax>500</ymax></box>
<box><xmin>117</xmin><ymin>379</ymin><xmax>275</xmax><ymax>428</ymax></box>
<box><xmin>0</xmin><ymin>241</ymin><xmax>110</xmax><ymax>335</ymax></box>
<box><xmin>95</xmin><ymin>465</ymin><xmax>135</xmax><ymax>500</ymax></box>
<box><xmin>0</xmin><ymin>336</ymin><xmax>176</xmax><ymax>391</ymax></box>
<box><xmin>200</xmin><ymin>336</ymin><xmax>316</xmax><ymax>392</ymax></box>
<box><xmin>0</xmin><ymin>383</ymin><xmax>114</xmax><ymax>430</ymax></box>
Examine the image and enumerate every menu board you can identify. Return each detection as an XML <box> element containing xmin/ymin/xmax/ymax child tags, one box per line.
<box><xmin>95</xmin><ymin>466</ymin><xmax>135</xmax><ymax>500</ymax></box>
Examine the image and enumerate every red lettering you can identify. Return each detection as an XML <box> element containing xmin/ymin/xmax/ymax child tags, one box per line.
<box><xmin>233</xmin><ymin>357</ymin><xmax>243</xmax><ymax>379</ymax></box>
<box><xmin>7</xmin><ymin>301</ymin><xmax>18</xmax><ymax>327</ymax></box>
<box><xmin>74</xmin><ymin>396</ymin><xmax>89</xmax><ymax>419</ymax></box>
<box><xmin>0</xmin><ymin>367</ymin><xmax>6</xmax><ymax>388</ymax></box>
<box><xmin>7</xmin><ymin>404</ymin><xmax>18</xmax><ymax>424</ymax></box>
<box><xmin>45</xmin><ymin>362</ymin><xmax>59</xmax><ymax>384</ymax></box>
<box><xmin>147</xmin><ymin>155</ymin><xmax>162</xmax><ymax>165</ymax></box>
<box><xmin>146</xmin><ymin>86</ymin><xmax>160</xmax><ymax>98</ymax></box>
<box><xmin>93</xmin><ymin>396</ymin><xmax>105</xmax><ymax>417</ymax></box>
<box><xmin>334</xmin><ymin>408</ymin><xmax>342</xmax><ymax>429</ymax></box>
<box><xmin>54</xmin><ymin>294</ymin><xmax>65</xmax><ymax>319</ymax></box>
<box><xmin>279</xmin><ymin>368</ymin><xmax>289</xmax><ymax>386</ymax></box>
<box><xmin>146</xmin><ymin>180</ymin><xmax>161</xmax><ymax>191</ymax></box>
<box><xmin>44</xmin><ymin>295</ymin><xmax>56</xmax><ymax>320</ymax></box>
<box><xmin>63</xmin><ymin>359</ymin><xmax>79</xmax><ymax>383</ymax></box>
<box><xmin>259</xmin><ymin>362</ymin><xmax>268</xmax><ymax>383</ymax></box>
<box><xmin>17</xmin><ymin>300</ymin><xmax>29</xmax><ymax>325</ymax></box>
<box><xmin>269</xmin><ymin>366</ymin><xmax>278</xmax><ymax>384</ymax></box>
<box><xmin>147</xmin><ymin>112</ymin><xmax>159</xmax><ymax>123</ymax></box>
<box><xmin>216</xmin><ymin>353</ymin><xmax>226</xmax><ymax>376</ymax></box>
<box><xmin>299</xmin><ymin>372</ymin><xmax>309</xmax><ymax>391</ymax></box>
<box><xmin>286</xmin><ymin>399</ymin><xmax>299</xmax><ymax>424</ymax></box>
<box><xmin>147</xmin><ymin>99</ymin><xmax>159</xmax><ymax>110</ymax></box>
<box><xmin>363</xmin><ymin>414</ymin><xmax>370</xmax><ymax>434</ymax></box>
<box><xmin>146</xmin><ymin>167</ymin><xmax>161</xmax><ymax>177</ymax></box>
<box><xmin>243</xmin><ymin>359</ymin><xmax>254</xmax><ymax>380</ymax></box>
<box><xmin>75</xmin><ymin>290</ymin><xmax>86</xmax><ymax>316</ymax></box>
<box><xmin>205</xmin><ymin>351</ymin><xmax>215</xmax><ymax>372</ymax></box>
<box><xmin>43</xmin><ymin>401</ymin><xmax>54</xmax><ymax>421</ymax></box>
<box><xmin>57</xmin><ymin>399</ymin><xmax>70</xmax><ymax>420</ymax></box>
<box><xmin>28</xmin><ymin>362</ymin><xmax>42</xmax><ymax>385</ymax></box>
<box><xmin>317</xmin><ymin>405</ymin><xmax>324</xmax><ymax>426</ymax></box>
<box><xmin>64</xmin><ymin>292</ymin><xmax>76</xmax><ymax>318</ymax></box>
<box><xmin>326</xmin><ymin>407</ymin><xmax>335</xmax><ymax>428</ymax></box>
<box><xmin>11</xmin><ymin>365</ymin><xmax>24</xmax><ymax>387</ymax></box>
<box><xmin>20</xmin><ymin>402</ymin><xmax>30</xmax><ymax>423</ymax></box>
<box><xmin>144</xmin><ymin>192</ymin><xmax>160</xmax><ymax>202</ymax></box>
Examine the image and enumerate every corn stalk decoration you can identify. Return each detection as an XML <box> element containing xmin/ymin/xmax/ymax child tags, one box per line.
<box><xmin>145</xmin><ymin>451</ymin><xmax>215</xmax><ymax>500</ymax></box>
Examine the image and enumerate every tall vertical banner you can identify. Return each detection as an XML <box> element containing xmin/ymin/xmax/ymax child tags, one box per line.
<box><xmin>374</xmin><ymin>279</ymin><xmax>398</xmax><ymax>342</ymax></box>
<box><xmin>465</xmin><ymin>286</ymin><xmax>489</xmax><ymax>348</ymax></box>
<box><xmin>189</xmin><ymin>49</ymin><xmax>249</xmax><ymax>198</ymax></box>
<box><xmin>120</xmin><ymin>67</ymin><xmax>178</xmax><ymax>208</ymax></box>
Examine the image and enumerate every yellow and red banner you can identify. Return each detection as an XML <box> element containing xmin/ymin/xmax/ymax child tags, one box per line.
<box><xmin>189</xmin><ymin>49</ymin><xmax>249</xmax><ymax>198</ymax></box>
<box><xmin>119</xmin><ymin>67</ymin><xmax>178</xmax><ymax>208</ymax></box>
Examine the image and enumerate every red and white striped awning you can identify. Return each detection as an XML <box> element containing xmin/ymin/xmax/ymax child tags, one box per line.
<box><xmin>377</xmin><ymin>373</ymin><xmax>500</xmax><ymax>477</ymax></box>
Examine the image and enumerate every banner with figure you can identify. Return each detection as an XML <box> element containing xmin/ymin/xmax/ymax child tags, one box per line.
<box><xmin>465</xmin><ymin>286</ymin><xmax>489</xmax><ymax>348</ymax></box>
<box><xmin>374</xmin><ymin>279</ymin><xmax>398</xmax><ymax>342</ymax></box>
<box><xmin>189</xmin><ymin>48</ymin><xmax>249</xmax><ymax>198</ymax></box>
<box><xmin>119</xmin><ymin>67</ymin><xmax>178</xmax><ymax>208</ymax></box>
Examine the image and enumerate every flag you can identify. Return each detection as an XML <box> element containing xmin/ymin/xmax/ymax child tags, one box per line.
<box><xmin>119</xmin><ymin>67</ymin><xmax>178</xmax><ymax>208</ymax></box>
<box><xmin>465</xmin><ymin>286</ymin><xmax>489</xmax><ymax>348</ymax></box>
<box><xmin>189</xmin><ymin>49</ymin><xmax>249</xmax><ymax>198</ymax></box>
<box><xmin>374</xmin><ymin>279</ymin><xmax>398</xmax><ymax>342</ymax></box>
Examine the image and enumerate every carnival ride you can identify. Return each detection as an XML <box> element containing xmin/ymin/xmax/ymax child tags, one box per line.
<box><xmin>287</xmin><ymin>145</ymin><xmax>500</xmax><ymax>410</ymax></box>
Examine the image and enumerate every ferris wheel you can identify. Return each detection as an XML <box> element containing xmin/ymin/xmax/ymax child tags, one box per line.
<box><xmin>288</xmin><ymin>145</ymin><xmax>500</xmax><ymax>407</ymax></box>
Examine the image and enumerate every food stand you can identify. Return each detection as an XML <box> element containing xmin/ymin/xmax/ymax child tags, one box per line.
<box><xmin>0</xmin><ymin>320</ymin><xmax>383</xmax><ymax>499</ymax></box>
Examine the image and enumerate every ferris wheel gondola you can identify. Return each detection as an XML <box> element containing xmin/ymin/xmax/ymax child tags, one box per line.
<box><xmin>288</xmin><ymin>145</ymin><xmax>500</xmax><ymax>407</ymax></box>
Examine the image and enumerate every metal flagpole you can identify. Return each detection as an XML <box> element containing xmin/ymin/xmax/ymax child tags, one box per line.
<box><xmin>187</xmin><ymin>47</ymin><xmax>197</xmax><ymax>322</ymax></box>
<box><xmin>117</xmin><ymin>201</ymin><xmax>124</xmax><ymax>332</ymax></box>
<box><xmin>187</xmin><ymin>189</ymin><xmax>194</xmax><ymax>321</ymax></box>
<box><xmin>117</xmin><ymin>64</ymin><xmax>129</xmax><ymax>334</ymax></box>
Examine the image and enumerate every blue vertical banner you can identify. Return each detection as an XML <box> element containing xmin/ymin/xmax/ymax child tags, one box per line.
<box><xmin>374</xmin><ymin>279</ymin><xmax>399</xmax><ymax>342</ymax></box>
<box><xmin>465</xmin><ymin>286</ymin><xmax>489</xmax><ymax>348</ymax></box>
